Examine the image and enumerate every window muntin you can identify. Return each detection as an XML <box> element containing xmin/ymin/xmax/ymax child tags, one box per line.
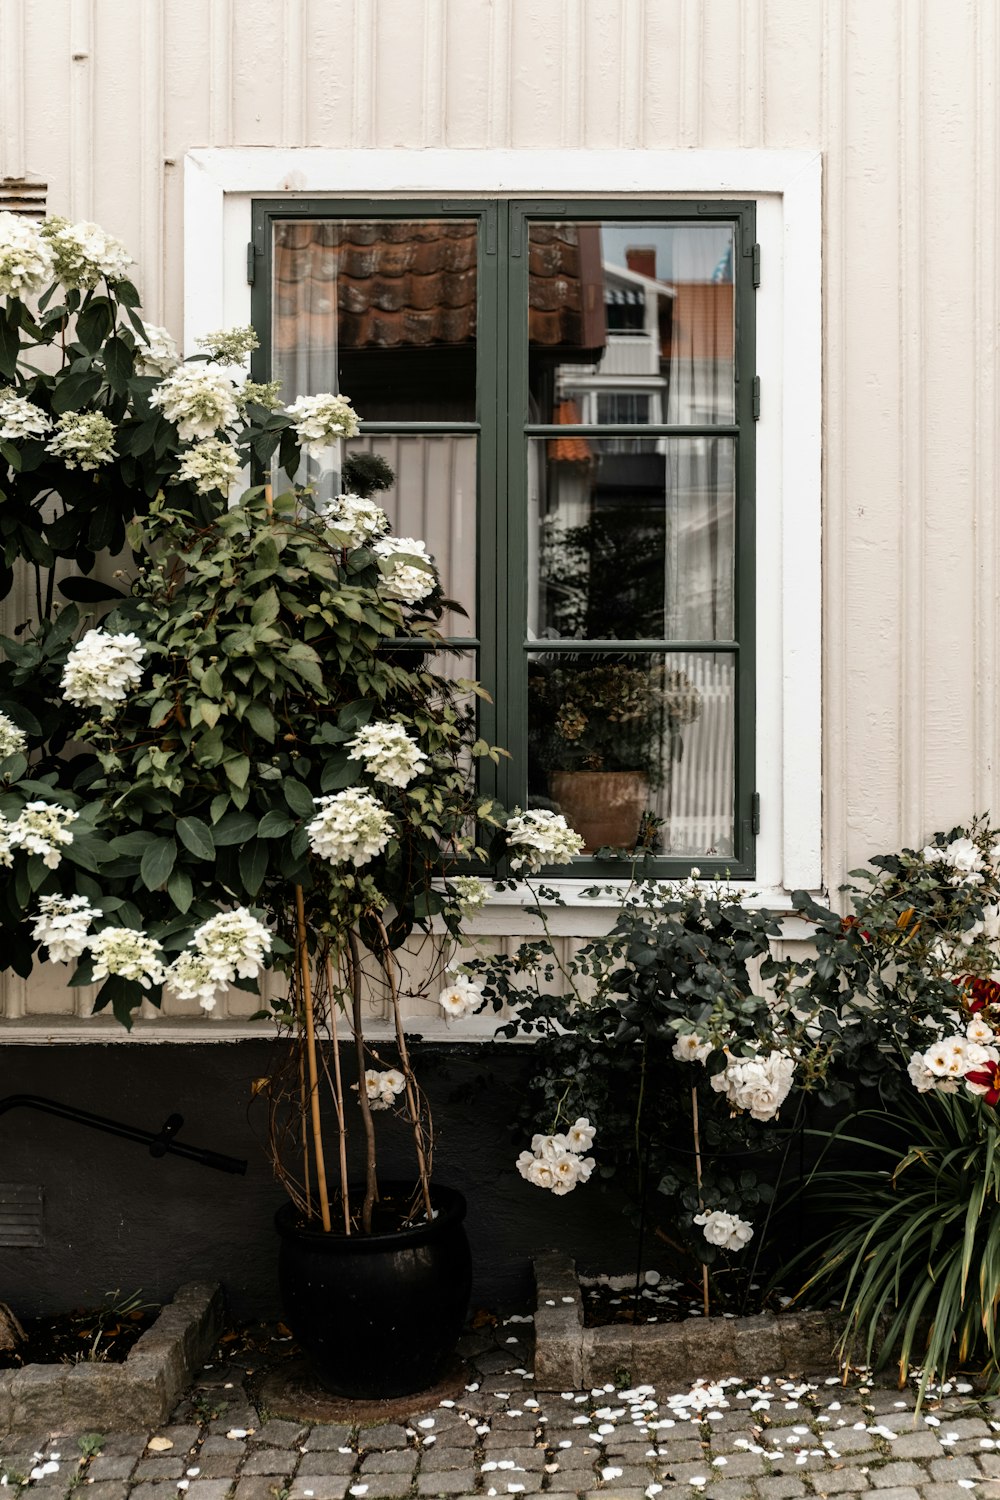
<box><xmin>254</xmin><ymin>197</ymin><xmax>755</xmax><ymax>876</ymax></box>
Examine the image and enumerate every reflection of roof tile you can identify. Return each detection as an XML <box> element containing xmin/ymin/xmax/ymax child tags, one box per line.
<box><xmin>548</xmin><ymin>400</ymin><xmax>594</xmax><ymax>465</ymax></box>
<box><xmin>274</xmin><ymin>219</ymin><xmax>606</xmax><ymax>352</ymax></box>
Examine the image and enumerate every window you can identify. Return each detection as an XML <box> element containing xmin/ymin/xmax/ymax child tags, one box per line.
<box><xmin>250</xmin><ymin>198</ymin><xmax>758</xmax><ymax>876</ymax></box>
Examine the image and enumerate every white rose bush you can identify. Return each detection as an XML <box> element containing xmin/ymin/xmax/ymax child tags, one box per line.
<box><xmin>0</xmin><ymin>212</ymin><xmax>588</xmax><ymax>1242</ymax></box>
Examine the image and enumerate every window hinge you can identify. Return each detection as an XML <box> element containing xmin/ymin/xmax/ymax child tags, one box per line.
<box><xmin>752</xmin><ymin>376</ymin><xmax>761</xmax><ymax>421</ymax></box>
<box><xmin>751</xmin><ymin>792</ymin><xmax>761</xmax><ymax>836</ymax></box>
<box><xmin>246</xmin><ymin>241</ymin><xmax>256</xmax><ymax>286</ymax></box>
<box><xmin>752</xmin><ymin>243</ymin><xmax>761</xmax><ymax>287</ymax></box>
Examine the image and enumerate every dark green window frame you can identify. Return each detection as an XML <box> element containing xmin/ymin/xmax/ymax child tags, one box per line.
<box><xmin>250</xmin><ymin>197</ymin><xmax>757</xmax><ymax>878</ymax></box>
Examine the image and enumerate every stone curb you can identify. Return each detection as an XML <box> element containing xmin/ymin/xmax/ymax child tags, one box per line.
<box><xmin>0</xmin><ymin>1282</ymin><xmax>224</xmax><ymax>1433</ymax></box>
<box><xmin>533</xmin><ymin>1252</ymin><xmax>843</xmax><ymax>1388</ymax></box>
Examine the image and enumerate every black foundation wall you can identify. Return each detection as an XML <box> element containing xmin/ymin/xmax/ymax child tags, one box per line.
<box><xmin>0</xmin><ymin>1042</ymin><xmax>639</xmax><ymax>1321</ymax></box>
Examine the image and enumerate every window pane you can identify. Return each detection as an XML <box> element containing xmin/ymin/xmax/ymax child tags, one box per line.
<box><xmin>527</xmin><ymin>650</ymin><xmax>734</xmax><ymax>857</ymax></box>
<box><xmin>345</xmin><ymin>434</ymin><xmax>477</xmax><ymax>634</ymax></box>
<box><xmin>528</xmin><ymin>222</ymin><xmax>735</xmax><ymax>427</ymax></box>
<box><xmin>273</xmin><ymin>219</ymin><xmax>477</xmax><ymax>421</ymax></box>
<box><xmin>528</xmin><ymin>437</ymin><xmax>735</xmax><ymax>642</ymax></box>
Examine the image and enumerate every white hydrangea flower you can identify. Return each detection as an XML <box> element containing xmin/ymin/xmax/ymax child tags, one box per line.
<box><xmin>285</xmin><ymin>392</ymin><xmax>360</xmax><ymax>450</ymax></box>
<box><xmin>8</xmin><ymin>801</ymin><xmax>78</xmax><ymax>869</ymax></box>
<box><xmin>164</xmin><ymin>908</ymin><xmax>273</xmax><ymax>1013</ymax></box>
<box><xmin>363</xmin><ymin>1067</ymin><xmax>407</xmax><ymax>1110</ymax></box>
<box><xmin>693</xmin><ymin>1209</ymin><xmax>754</xmax><ymax>1251</ymax></box>
<box><xmin>449</xmin><ymin>876</ymin><xmax>491</xmax><ymax>915</ymax></box>
<box><xmin>40</xmin><ymin>217</ymin><xmax>132</xmax><ymax>290</ymax></box>
<box><xmin>0</xmin><ymin>817</ymin><xmax>12</xmax><ymax>868</ymax></box>
<box><xmin>163</xmin><ymin>950</ymin><xmax>230</xmax><ymax>1011</ymax></box>
<box><xmin>306</xmin><ymin>788</ymin><xmax>394</xmax><ymax>867</ymax></box>
<box><xmin>174</xmin><ymin>437</ymin><xmax>241</xmax><ymax>496</ymax></box>
<box><xmin>134</xmin><ymin>324</ymin><xmax>180</xmax><ymax>377</ymax></box>
<box><xmin>149</xmin><ymin>364</ymin><xmax>239</xmax><ymax>442</ymax></box>
<box><xmin>710</xmin><ymin>1049</ymin><xmax>797</xmax><ymax>1121</ymax></box>
<box><xmin>0</xmin><ymin>712</ymin><xmax>26</xmax><ymax>760</ymax></box>
<box><xmin>672</xmin><ymin>1033</ymin><xmax>712</xmax><ymax>1064</ymax></box>
<box><xmin>371</xmin><ymin>535</ymin><xmax>437</xmax><ymax>605</ymax></box>
<box><xmin>0</xmin><ymin>212</ymin><xmax>55</xmax><ymax>297</ymax></box>
<box><xmin>0</xmin><ymin>390</ymin><xmax>52</xmax><ymax>441</ymax></box>
<box><xmin>46</xmin><ymin>411</ymin><xmax>117</xmax><ymax>470</ymax></box>
<box><xmin>436</xmin><ymin>972</ymin><xmax>485</xmax><ymax>1019</ymax></box>
<box><xmin>346</xmin><ymin>721</ymin><xmax>428</xmax><ymax>788</ymax></box>
<box><xmin>318</xmin><ymin>493</ymin><xmax>390</xmax><ymax>549</ymax></box>
<box><xmin>195</xmin><ymin>326</ymin><xmax>259</xmax><ymax>365</ymax></box>
<box><xmin>88</xmin><ymin>927</ymin><xmax>165</xmax><ymax>988</ymax></box>
<box><xmin>505</xmin><ymin>807</ymin><xmax>585</xmax><ymax>874</ymax></box>
<box><xmin>61</xmin><ymin>629</ymin><xmax>146</xmax><ymax>715</ymax></box>
<box><xmin>31</xmin><ymin>894</ymin><xmax>101</xmax><ymax>964</ymax></box>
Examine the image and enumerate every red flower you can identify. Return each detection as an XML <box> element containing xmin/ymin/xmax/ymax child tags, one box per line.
<box><xmin>965</xmin><ymin>1062</ymin><xmax>1000</xmax><ymax>1107</ymax></box>
<box><xmin>955</xmin><ymin>975</ymin><xmax>1000</xmax><ymax>1015</ymax></box>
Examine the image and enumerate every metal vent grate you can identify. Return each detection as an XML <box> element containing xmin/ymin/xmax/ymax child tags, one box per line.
<box><xmin>0</xmin><ymin>1184</ymin><xmax>44</xmax><ymax>1246</ymax></box>
<box><xmin>0</xmin><ymin>180</ymin><xmax>47</xmax><ymax>218</ymax></box>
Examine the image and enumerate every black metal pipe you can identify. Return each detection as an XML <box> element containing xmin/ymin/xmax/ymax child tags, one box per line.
<box><xmin>0</xmin><ymin>1095</ymin><xmax>247</xmax><ymax>1175</ymax></box>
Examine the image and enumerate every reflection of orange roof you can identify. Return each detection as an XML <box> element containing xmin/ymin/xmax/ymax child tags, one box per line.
<box><xmin>274</xmin><ymin>221</ymin><xmax>608</xmax><ymax>354</ymax></box>
<box><xmin>548</xmin><ymin>400</ymin><xmax>593</xmax><ymax>465</ymax></box>
<box><xmin>662</xmin><ymin>282</ymin><xmax>734</xmax><ymax>361</ymax></box>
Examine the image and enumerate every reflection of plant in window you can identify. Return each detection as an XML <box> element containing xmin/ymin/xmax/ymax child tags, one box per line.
<box><xmin>529</xmin><ymin>662</ymin><xmax>700</xmax><ymax>781</ymax></box>
<box><xmin>540</xmin><ymin>509</ymin><xmax>666</xmax><ymax>639</ymax></box>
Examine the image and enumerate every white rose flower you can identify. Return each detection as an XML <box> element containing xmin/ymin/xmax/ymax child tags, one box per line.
<box><xmin>306</xmin><ymin>787</ymin><xmax>394</xmax><ymax>867</ymax></box>
<box><xmin>61</xmin><ymin>629</ymin><xmax>145</xmax><ymax>715</ymax></box>
<box><xmin>0</xmin><ymin>390</ymin><xmax>52</xmax><ymax>441</ymax></box>
<box><xmin>347</xmin><ymin>721</ymin><xmax>429</xmax><ymax>788</ymax></box>
<box><xmin>285</xmin><ymin>392</ymin><xmax>360</xmax><ymax>450</ymax></box>
<box><xmin>672</xmin><ymin>1033</ymin><xmax>712</xmax><ymax>1064</ymax></box>
<box><xmin>318</xmin><ymin>493</ymin><xmax>389</xmax><ymax>549</ymax></box>
<box><xmin>31</xmin><ymin>894</ymin><xmax>101</xmax><ymax>964</ymax></box>
<box><xmin>9</xmin><ymin>801</ymin><xmax>78</xmax><ymax>868</ymax></box>
<box><xmin>525</xmin><ymin>1157</ymin><xmax>557</xmax><ymax>1191</ymax></box>
<box><xmin>967</xmin><ymin>1016</ymin><xmax>996</xmax><ymax>1045</ymax></box>
<box><xmin>565</xmin><ymin>1117</ymin><xmax>596</xmax><ymax>1153</ymax></box>
<box><xmin>0</xmin><ymin>212</ymin><xmax>55</xmax><ymax>296</ymax></box>
<box><xmin>174</xmin><ymin>437</ymin><xmax>241</xmax><ymax>496</ymax></box>
<box><xmin>907</xmin><ymin>1051</ymin><xmax>938</xmax><ymax>1093</ymax></box>
<box><xmin>149</xmin><ymin>364</ymin><xmax>239</xmax><ymax>442</ymax></box>
<box><xmin>41</xmin><ymin>217</ymin><xmax>131</xmax><ymax>289</ymax></box>
<box><xmin>88</xmin><ymin>927</ymin><xmax>165</xmax><ymax>988</ymax></box>
<box><xmin>505</xmin><ymin>807</ymin><xmax>585</xmax><ymax>874</ymax></box>
<box><xmin>714</xmin><ymin>1049</ymin><xmax>796</xmax><ymax>1121</ymax></box>
<box><xmin>437</xmin><ymin>972</ymin><xmax>485</xmax><ymax>1019</ymax></box>
<box><xmin>0</xmin><ymin>711</ymin><xmax>26</xmax><ymax>760</ymax></box>
<box><xmin>694</xmin><ymin>1210</ymin><xmax>754</xmax><ymax>1252</ymax></box>
<box><xmin>550</xmin><ymin>1151</ymin><xmax>583</xmax><ymax>1195</ymax></box>
<box><xmin>371</xmin><ymin>536</ymin><xmax>437</xmax><ymax>605</ymax></box>
<box><xmin>924</xmin><ymin>1035</ymin><xmax>975</xmax><ymax>1077</ymax></box>
<box><xmin>46</xmin><ymin>411</ymin><xmax>117</xmax><ymax>470</ymax></box>
<box><xmin>134</xmin><ymin>324</ymin><xmax>180</xmax><ymax>377</ymax></box>
<box><xmin>363</xmin><ymin>1068</ymin><xmax>407</xmax><ymax>1111</ymax></box>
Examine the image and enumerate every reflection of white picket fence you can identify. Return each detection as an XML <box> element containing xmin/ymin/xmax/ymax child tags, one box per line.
<box><xmin>655</xmin><ymin>653</ymin><xmax>735</xmax><ymax>857</ymax></box>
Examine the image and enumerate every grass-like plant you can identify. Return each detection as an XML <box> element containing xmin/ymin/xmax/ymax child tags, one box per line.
<box><xmin>797</xmin><ymin>1090</ymin><xmax>1000</xmax><ymax>1405</ymax></box>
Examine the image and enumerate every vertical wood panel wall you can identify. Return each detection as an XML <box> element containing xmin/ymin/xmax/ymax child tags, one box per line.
<box><xmin>0</xmin><ymin>0</ymin><xmax>998</xmax><ymax>1014</ymax></box>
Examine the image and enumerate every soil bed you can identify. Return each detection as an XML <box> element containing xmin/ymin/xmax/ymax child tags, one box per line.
<box><xmin>582</xmin><ymin>1272</ymin><xmax>789</xmax><ymax>1327</ymax></box>
<box><xmin>0</xmin><ymin>1301</ymin><xmax>158</xmax><ymax>1369</ymax></box>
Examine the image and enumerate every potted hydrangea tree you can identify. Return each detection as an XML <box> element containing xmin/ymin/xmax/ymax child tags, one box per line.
<box><xmin>0</xmin><ymin>210</ymin><xmax>586</xmax><ymax>1397</ymax></box>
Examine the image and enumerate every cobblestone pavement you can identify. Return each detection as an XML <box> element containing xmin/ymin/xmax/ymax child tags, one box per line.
<box><xmin>4</xmin><ymin>1320</ymin><xmax>1000</xmax><ymax>1500</ymax></box>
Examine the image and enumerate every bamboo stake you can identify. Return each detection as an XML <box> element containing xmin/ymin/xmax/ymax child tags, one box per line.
<box><xmin>324</xmin><ymin>951</ymin><xmax>352</xmax><ymax>1234</ymax></box>
<box><xmin>297</xmin><ymin>1044</ymin><xmax>312</xmax><ymax>1218</ymax></box>
<box><xmin>375</xmin><ymin>917</ymin><xmax>434</xmax><ymax>1222</ymax></box>
<box><xmin>295</xmin><ymin>885</ymin><xmax>331</xmax><ymax>1232</ymax></box>
<box><xmin>691</xmin><ymin>1085</ymin><xmax>710</xmax><ymax>1319</ymax></box>
<box><xmin>348</xmin><ymin>931</ymin><xmax>378</xmax><ymax>1233</ymax></box>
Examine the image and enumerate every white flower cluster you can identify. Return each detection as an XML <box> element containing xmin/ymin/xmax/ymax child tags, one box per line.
<box><xmin>164</xmin><ymin>907</ymin><xmax>273</xmax><ymax>1012</ymax></box>
<box><xmin>134</xmin><ymin>324</ymin><xmax>180</xmax><ymax>377</ymax></box>
<box><xmin>149</xmin><ymin>364</ymin><xmax>239</xmax><ymax>442</ymax></box>
<box><xmin>921</xmin><ymin>831</ymin><xmax>1000</xmax><ymax>888</ymax></box>
<box><xmin>175</xmin><ymin>437</ymin><xmax>241</xmax><ymax>496</ymax></box>
<box><xmin>61</xmin><ymin>629</ymin><xmax>146</xmax><ymax>715</ymax></box>
<box><xmin>0</xmin><ymin>211</ymin><xmax>55</xmax><ymax>296</ymax></box>
<box><xmin>0</xmin><ymin>801</ymin><xmax>78</xmax><ymax>870</ymax></box>
<box><xmin>319</xmin><ymin>493</ymin><xmax>390</xmax><ymax>549</ymax></box>
<box><xmin>236</xmin><ymin>379</ymin><xmax>283</xmax><ymax>413</ymax></box>
<box><xmin>0</xmin><ymin>711</ymin><xmax>26</xmax><ymax>760</ymax></box>
<box><xmin>436</xmin><ymin>972</ymin><xmax>485</xmax><ymax>1018</ymax></box>
<box><xmin>449</xmin><ymin>876</ymin><xmax>491</xmax><ymax>915</ymax></box>
<box><xmin>41</xmin><ymin>217</ymin><xmax>132</xmax><ymax>290</ymax></box>
<box><xmin>31</xmin><ymin>894</ymin><xmax>102</xmax><ymax>964</ymax></box>
<box><xmin>907</xmin><ymin>1028</ymin><xmax>999</xmax><ymax>1095</ymax></box>
<box><xmin>505</xmin><ymin>807</ymin><xmax>585</xmax><ymax>874</ymax></box>
<box><xmin>195</xmin><ymin>326</ymin><xmax>259</xmax><ymax>365</ymax></box>
<box><xmin>46</xmin><ymin>411</ymin><xmax>117</xmax><ymax>470</ymax></box>
<box><xmin>672</xmin><ymin>1032</ymin><xmax>712</xmax><ymax>1063</ymax></box>
<box><xmin>89</xmin><ymin>926</ymin><xmax>165</xmax><ymax>988</ymax></box>
<box><xmin>693</xmin><ymin>1208</ymin><xmax>754</xmax><ymax>1251</ymax></box>
<box><xmin>347</xmin><ymin>722</ymin><xmax>428</xmax><ymax>788</ymax></box>
<box><xmin>709</xmin><ymin>1049</ymin><xmax>797</xmax><ymax>1121</ymax></box>
<box><xmin>371</xmin><ymin>536</ymin><xmax>437</xmax><ymax>605</ymax></box>
<box><xmin>363</xmin><ymin>1067</ymin><xmax>407</xmax><ymax>1110</ymax></box>
<box><xmin>285</xmin><ymin>392</ymin><xmax>360</xmax><ymax>451</ymax></box>
<box><xmin>516</xmin><ymin>1117</ymin><xmax>596</xmax><ymax>1196</ymax></box>
<box><xmin>306</xmin><ymin>788</ymin><xmax>394</xmax><ymax>867</ymax></box>
<box><xmin>0</xmin><ymin>390</ymin><xmax>51</xmax><ymax>441</ymax></box>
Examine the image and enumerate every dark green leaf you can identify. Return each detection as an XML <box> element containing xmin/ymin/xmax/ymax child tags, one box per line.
<box><xmin>239</xmin><ymin>837</ymin><xmax>269</xmax><ymax>896</ymax></box>
<box><xmin>166</xmin><ymin>866</ymin><xmax>194</xmax><ymax>913</ymax></box>
<box><xmin>140</xmin><ymin>836</ymin><xmax>177</xmax><ymax>891</ymax></box>
<box><xmin>176</xmin><ymin>815</ymin><xmax>215</xmax><ymax>861</ymax></box>
<box><xmin>283</xmin><ymin>778</ymin><xmax>316</xmax><ymax>817</ymax></box>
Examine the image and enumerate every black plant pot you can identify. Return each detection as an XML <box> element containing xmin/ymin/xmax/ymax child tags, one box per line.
<box><xmin>274</xmin><ymin>1183</ymin><xmax>473</xmax><ymax>1398</ymax></box>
